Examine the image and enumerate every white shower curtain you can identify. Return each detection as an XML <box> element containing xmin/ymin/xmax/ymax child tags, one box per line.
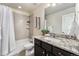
<box><xmin>0</xmin><ymin>5</ymin><xmax>15</xmax><ymax>56</ymax></box>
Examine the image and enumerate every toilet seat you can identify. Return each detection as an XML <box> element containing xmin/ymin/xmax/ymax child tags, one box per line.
<box><xmin>24</xmin><ymin>42</ymin><xmax>34</xmax><ymax>56</ymax></box>
<box><xmin>24</xmin><ymin>42</ymin><xmax>34</xmax><ymax>50</ymax></box>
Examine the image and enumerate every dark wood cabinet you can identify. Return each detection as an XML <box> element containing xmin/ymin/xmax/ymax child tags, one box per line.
<box><xmin>34</xmin><ymin>38</ymin><xmax>77</xmax><ymax>56</ymax></box>
<box><xmin>42</xmin><ymin>41</ymin><xmax>52</xmax><ymax>52</ymax></box>
<box><xmin>35</xmin><ymin>44</ymin><xmax>45</xmax><ymax>56</ymax></box>
<box><xmin>45</xmin><ymin>51</ymin><xmax>55</xmax><ymax>56</ymax></box>
<box><xmin>52</xmin><ymin>46</ymin><xmax>73</xmax><ymax>56</ymax></box>
<box><xmin>35</xmin><ymin>39</ymin><xmax>42</xmax><ymax>46</ymax></box>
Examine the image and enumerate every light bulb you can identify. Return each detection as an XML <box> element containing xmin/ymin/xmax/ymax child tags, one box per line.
<box><xmin>52</xmin><ymin>3</ymin><xmax>56</xmax><ymax>7</ymax></box>
<box><xmin>47</xmin><ymin>3</ymin><xmax>51</xmax><ymax>7</ymax></box>
<box><xmin>18</xmin><ymin>6</ymin><xmax>22</xmax><ymax>9</ymax></box>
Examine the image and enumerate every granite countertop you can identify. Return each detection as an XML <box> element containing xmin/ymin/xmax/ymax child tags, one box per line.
<box><xmin>33</xmin><ymin>36</ymin><xmax>79</xmax><ymax>55</ymax></box>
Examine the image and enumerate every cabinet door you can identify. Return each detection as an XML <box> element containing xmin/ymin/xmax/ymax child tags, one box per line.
<box><xmin>35</xmin><ymin>44</ymin><xmax>46</xmax><ymax>56</ymax></box>
<box><xmin>52</xmin><ymin>46</ymin><xmax>64</xmax><ymax>56</ymax></box>
<box><xmin>52</xmin><ymin>46</ymin><xmax>77</xmax><ymax>56</ymax></box>
<box><xmin>46</xmin><ymin>51</ymin><xmax>55</xmax><ymax>56</ymax></box>
<box><xmin>42</xmin><ymin>41</ymin><xmax>52</xmax><ymax>52</ymax></box>
<box><xmin>35</xmin><ymin>39</ymin><xmax>42</xmax><ymax>46</ymax></box>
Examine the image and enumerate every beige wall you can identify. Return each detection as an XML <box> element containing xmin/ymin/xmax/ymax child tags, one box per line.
<box><xmin>9</xmin><ymin>4</ymin><xmax>46</xmax><ymax>40</ymax></box>
<box><xmin>14</xmin><ymin>12</ymin><xmax>29</xmax><ymax>40</ymax></box>
<box><xmin>11</xmin><ymin>4</ymin><xmax>46</xmax><ymax>40</ymax></box>
<box><xmin>32</xmin><ymin>4</ymin><xmax>46</xmax><ymax>36</ymax></box>
<box><xmin>10</xmin><ymin>7</ymin><xmax>30</xmax><ymax>40</ymax></box>
<box><xmin>46</xmin><ymin>7</ymin><xmax>75</xmax><ymax>34</ymax></box>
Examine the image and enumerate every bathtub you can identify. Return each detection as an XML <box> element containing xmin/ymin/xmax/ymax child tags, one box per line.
<box><xmin>7</xmin><ymin>38</ymin><xmax>34</xmax><ymax>56</ymax></box>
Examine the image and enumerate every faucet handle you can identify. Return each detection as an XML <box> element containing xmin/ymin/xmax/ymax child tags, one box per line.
<box><xmin>73</xmin><ymin>34</ymin><xmax>77</xmax><ymax>40</ymax></box>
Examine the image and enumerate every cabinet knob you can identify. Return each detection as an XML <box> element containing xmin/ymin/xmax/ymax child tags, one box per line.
<box><xmin>46</xmin><ymin>54</ymin><xmax>48</xmax><ymax>56</ymax></box>
<box><xmin>42</xmin><ymin>51</ymin><xmax>45</xmax><ymax>54</ymax></box>
<box><xmin>70</xmin><ymin>54</ymin><xmax>74</xmax><ymax>56</ymax></box>
<box><xmin>58</xmin><ymin>52</ymin><xmax>63</xmax><ymax>56</ymax></box>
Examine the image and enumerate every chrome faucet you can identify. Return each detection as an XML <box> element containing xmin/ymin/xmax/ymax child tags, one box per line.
<box><xmin>73</xmin><ymin>34</ymin><xmax>77</xmax><ymax>40</ymax></box>
<box><xmin>50</xmin><ymin>33</ymin><xmax>55</xmax><ymax>38</ymax></box>
<box><xmin>62</xmin><ymin>32</ymin><xmax>68</xmax><ymax>39</ymax></box>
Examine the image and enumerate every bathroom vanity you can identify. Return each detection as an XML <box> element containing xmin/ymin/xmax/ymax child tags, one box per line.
<box><xmin>34</xmin><ymin>3</ymin><xmax>79</xmax><ymax>56</ymax></box>
<box><xmin>34</xmin><ymin>36</ymin><xmax>79</xmax><ymax>56</ymax></box>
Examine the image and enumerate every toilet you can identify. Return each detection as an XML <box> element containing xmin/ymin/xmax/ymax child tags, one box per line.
<box><xmin>24</xmin><ymin>42</ymin><xmax>34</xmax><ymax>56</ymax></box>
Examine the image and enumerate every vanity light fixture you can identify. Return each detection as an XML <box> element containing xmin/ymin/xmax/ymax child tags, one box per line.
<box><xmin>18</xmin><ymin>6</ymin><xmax>22</xmax><ymax>9</ymax></box>
<box><xmin>52</xmin><ymin>3</ymin><xmax>56</xmax><ymax>7</ymax></box>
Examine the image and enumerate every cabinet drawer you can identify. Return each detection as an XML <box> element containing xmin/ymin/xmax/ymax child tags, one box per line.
<box><xmin>35</xmin><ymin>38</ymin><xmax>42</xmax><ymax>46</ymax></box>
<box><xmin>52</xmin><ymin>46</ymin><xmax>77</xmax><ymax>56</ymax></box>
<box><xmin>42</xmin><ymin>42</ymin><xmax>52</xmax><ymax>52</ymax></box>
<box><xmin>46</xmin><ymin>51</ymin><xmax>55</xmax><ymax>56</ymax></box>
<box><xmin>60</xmin><ymin>49</ymin><xmax>76</xmax><ymax>56</ymax></box>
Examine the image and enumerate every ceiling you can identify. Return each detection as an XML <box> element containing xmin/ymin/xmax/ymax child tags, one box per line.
<box><xmin>45</xmin><ymin>3</ymin><xmax>75</xmax><ymax>16</ymax></box>
<box><xmin>1</xmin><ymin>3</ymin><xmax>43</xmax><ymax>14</ymax></box>
<box><xmin>0</xmin><ymin>3</ymin><xmax>75</xmax><ymax>15</ymax></box>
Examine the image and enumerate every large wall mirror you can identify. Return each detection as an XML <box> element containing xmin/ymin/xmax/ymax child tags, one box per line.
<box><xmin>45</xmin><ymin>3</ymin><xmax>76</xmax><ymax>35</ymax></box>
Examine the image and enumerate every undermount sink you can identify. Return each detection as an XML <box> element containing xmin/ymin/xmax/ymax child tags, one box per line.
<box><xmin>44</xmin><ymin>37</ymin><xmax>62</xmax><ymax>43</ymax></box>
<box><xmin>43</xmin><ymin>37</ymin><xmax>52</xmax><ymax>42</ymax></box>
